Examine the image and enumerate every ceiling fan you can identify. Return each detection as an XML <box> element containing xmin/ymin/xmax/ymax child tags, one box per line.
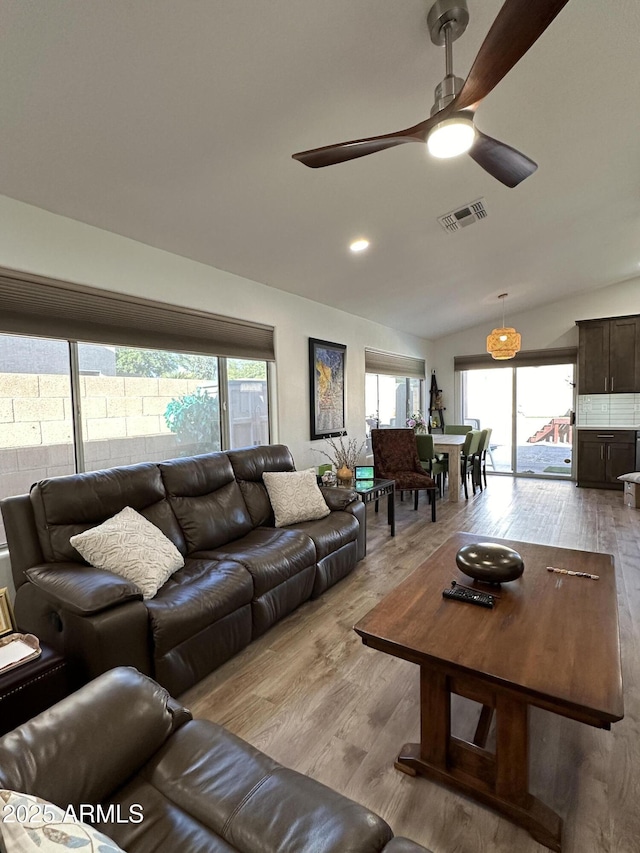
<box><xmin>292</xmin><ymin>0</ymin><xmax>570</xmax><ymax>187</ymax></box>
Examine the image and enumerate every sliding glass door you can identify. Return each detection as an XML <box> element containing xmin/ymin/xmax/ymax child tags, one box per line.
<box><xmin>515</xmin><ymin>365</ymin><xmax>574</xmax><ymax>476</ymax></box>
<box><xmin>462</xmin><ymin>363</ymin><xmax>575</xmax><ymax>478</ymax></box>
<box><xmin>462</xmin><ymin>368</ymin><xmax>513</xmax><ymax>472</ymax></box>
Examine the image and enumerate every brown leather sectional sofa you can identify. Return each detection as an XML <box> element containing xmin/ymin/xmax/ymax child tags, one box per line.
<box><xmin>0</xmin><ymin>667</ymin><xmax>431</xmax><ymax>852</ymax></box>
<box><xmin>1</xmin><ymin>445</ymin><xmax>365</xmax><ymax>695</ymax></box>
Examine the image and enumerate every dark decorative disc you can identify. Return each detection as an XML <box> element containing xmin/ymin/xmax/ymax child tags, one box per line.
<box><xmin>455</xmin><ymin>542</ymin><xmax>524</xmax><ymax>585</ymax></box>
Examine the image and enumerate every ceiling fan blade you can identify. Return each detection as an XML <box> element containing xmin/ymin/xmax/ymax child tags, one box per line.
<box><xmin>292</xmin><ymin>114</ymin><xmax>445</xmax><ymax>168</ymax></box>
<box><xmin>468</xmin><ymin>129</ymin><xmax>537</xmax><ymax>187</ymax></box>
<box><xmin>293</xmin><ymin>136</ymin><xmax>413</xmax><ymax>169</ymax></box>
<box><xmin>455</xmin><ymin>0</ymin><xmax>571</xmax><ymax>111</ymax></box>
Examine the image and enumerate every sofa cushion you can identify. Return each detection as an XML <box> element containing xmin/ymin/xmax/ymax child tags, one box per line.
<box><xmin>145</xmin><ymin>558</ymin><xmax>253</xmax><ymax>655</ymax></box>
<box><xmin>159</xmin><ymin>453</ymin><xmax>254</xmax><ymax>552</ymax></box>
<box><xmin>195</xmin><ymin>527</ymin><xmax>316</xmax><ymax>597</ymax></box>
<box><xmin>29</xmin><ymin>462</ymin><xmax>185</xmax><ymax>563</ymax></box>
<box><xmin>139</xmin><ymin>720</ymin><xmax>395</xmax><ymax>853</ymax></box>
<box><xmin>69</xmin><ymin>507</ymin><xmax>184</xmax><ymax>600</ymax></box>
<box><xmin>0</xmin><ymin>790</ymin><xmax>126</xmax><ymax>852</ymax></box>
<box><xmin>284</xmin><ymin>510</ymin><xmax>359</xmax><ymax>560</ymax></box>
<box><xmin>263</xmin><ymin>469</ymin><xmax>331</xmax><ymax>527</ymax></box>
<box><xmin>227</xmin><ymin>445</ymin><xmax>295</xmax><ymax>527</ymax></box>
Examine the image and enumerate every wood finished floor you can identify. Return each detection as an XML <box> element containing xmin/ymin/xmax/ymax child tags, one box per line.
<box><xmin>181</xmin><ymin>477</ymin><xmax>640</xmax><ymax>853</ymax></box>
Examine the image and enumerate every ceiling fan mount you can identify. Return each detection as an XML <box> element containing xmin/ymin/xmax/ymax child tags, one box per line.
<box><xmin>427</xmin><ymin>0</ymin><xmax>469</xmax><ymax>47</ymax></box>
<box><xmin>292</xmin><ymin>0</ymin><xmax>571</xmax><ymax>187</ymax></box>
<box><xmin>427</xmin><ymin>0</ymin><xmax>469</xmax><ymax>115</ymax></box>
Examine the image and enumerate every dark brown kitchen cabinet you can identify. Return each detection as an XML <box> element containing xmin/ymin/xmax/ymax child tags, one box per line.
<box><xmin>577</xmin><ymin>430</ymin><xmax>636</xmax><ymax>489</ymax></box>
<box><xmin>577</xmin><ymin>315</ymin><xmax>640</xmax><ymax>394</ymax></box>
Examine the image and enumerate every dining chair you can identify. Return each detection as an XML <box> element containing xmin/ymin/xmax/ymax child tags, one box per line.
<box><xmin>439</xmin><ymin>424</ymin><xmax>472</xmax><ymax>466</ymax></box>
<box><xmin>461</xmin><ymin>429</ymin><xmax>482</xmax><ymax>499</ymax></box>
<box><xmin>371</xmin><ymin>429</ymin><xmax>437</xmax><ymax>522</ymax></box>
<box><xmin>474</xmin><ymin>428</ymin><xmax>493</xmax><ymax>490</ymax></box>
<box><xmin>416</xmin><ymin>433</ymin><xmax>448</xmax><ymax>496</ymax></box>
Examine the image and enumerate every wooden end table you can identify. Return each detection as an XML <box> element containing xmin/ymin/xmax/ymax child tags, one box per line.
<box><xmin>354</xmin><ymin>532</ymin><xmax>623</xmax><ymax>851</ymax></box>
<box><xmin>0</xmin><ymin>638</ymin><xmax>70</xmax><ymax>736</ymax></box>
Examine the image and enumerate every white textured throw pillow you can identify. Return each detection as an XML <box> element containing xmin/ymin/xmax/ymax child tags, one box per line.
<box><xmin>263</xmin><ymin>469</ymin><xmax>331</xmax><ymax>527</ymax></box>
<box><xmin>70</xmin><ymin>506</ymin><xmax>184</xmax><ymax>599</ymax></box>
<box><xmin>0</xmin><ymin>790</ymin><xmax>126</xmax><ymax>852</ymax></box>
<box><xmin>618</xmin><ymin>472</ymin><xmax>640</xmax><ymax>484</ymax></box>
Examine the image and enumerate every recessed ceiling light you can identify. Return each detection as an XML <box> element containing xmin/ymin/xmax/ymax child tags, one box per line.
<box><xmin>350</xmin><ymin>239</ymin><xmax>370</xmax><ymax>253</ymax></box>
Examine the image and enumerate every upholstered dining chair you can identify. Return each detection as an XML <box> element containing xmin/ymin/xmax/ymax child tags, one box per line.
<box><xmin>416</xmin><ymin>433</ymin><xmax>448</xmax><ymax>496</ymax></box>
<box><xmin>438</xmin><ymin>424</ymin><xmax>472</xmax><ymax>467</ymax></box>
<box><xmin>461</xmin><ymin>429</ymin><xmax>482</xmax><ymax>499</ymax></box>
<box><xmin>371</xmin><ymin>429</ymin><xmax>437</xmax><ymax>522</ymax></box>
<box><xmin>444</xmin><ymin>424</ymin><xmax>473</xmax><ymax>435</ymax></box>
<box><xmin>474</xmin><ymin>427</ymin><xmax>493</xmax><ymax>490</ymax></box>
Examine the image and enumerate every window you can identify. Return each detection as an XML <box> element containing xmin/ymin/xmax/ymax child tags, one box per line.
<box><xmin>0</xmin><ymin>335</ymin><xmax>76</xmax><ymax>544</ymax></box>
<box><xmin>364</xmin><ymin>349</ymin><xmax>426</xmax><ymax>440</ymax></box>
<box><xmin>0</xmin><ymin>334</ymin><xmax>270</xmax><ymax>544</ymax></box>
<box><xmin>226</xmin><ymin>359</ymin><xmax>269</xmax><ymax>449</ymax></box>
<box><xmin>366</xmin><ymin>374</ymin><xmax>424</xmax><ymax>436</ymax></box>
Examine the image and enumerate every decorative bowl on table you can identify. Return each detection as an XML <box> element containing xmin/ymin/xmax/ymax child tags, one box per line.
<box><xmin>455</xmin><ymin>542</ymin><xmax>524</xmax><ymax>585</ymax></box>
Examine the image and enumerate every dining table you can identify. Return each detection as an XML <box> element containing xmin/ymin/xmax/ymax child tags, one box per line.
<box><xmin>432</xmin><ymin>433</ymin><xmax>468</xmax><ymax>503</ymax></box>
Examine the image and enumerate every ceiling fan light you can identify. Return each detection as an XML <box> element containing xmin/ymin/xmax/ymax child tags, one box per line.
<box><xmin>427</xmin><ymin>115</ymin><xmax>475</xmax><ymax>159</ymax></box>
<box><xmin>486</xmin><ymin>327</ymin><xmax>522</xmax><ymax>360</ymax></box>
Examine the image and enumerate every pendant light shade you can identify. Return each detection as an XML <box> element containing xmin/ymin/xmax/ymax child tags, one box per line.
<box><xmin>486</xmin><ymin>294</ymin><xmax>521</xmax><ymax>360</ymax></box>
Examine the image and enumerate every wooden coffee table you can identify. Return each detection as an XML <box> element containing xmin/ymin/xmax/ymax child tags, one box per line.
<box><xmin>354</xmin><ymin>532</ymin><xmax>624</xmax><ymax>852</ymax></box>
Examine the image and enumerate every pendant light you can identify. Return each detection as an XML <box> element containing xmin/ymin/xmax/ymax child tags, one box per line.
<box><xmin>486</xmin><ymin>293</ymin><xmax>521</xmax><ymax>360</ymax></box>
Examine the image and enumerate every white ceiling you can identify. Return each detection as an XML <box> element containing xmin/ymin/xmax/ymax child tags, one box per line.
<box><xmin>1</xmin><ymin>0</ymin><xmax>639</xmax><ymax>339</ymax></box>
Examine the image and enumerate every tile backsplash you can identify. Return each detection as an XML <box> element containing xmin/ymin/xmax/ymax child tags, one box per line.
<box><xmin>577</xmin><ymin>393</ymin><xmax>640</xmax><ymax>426</ymax></box>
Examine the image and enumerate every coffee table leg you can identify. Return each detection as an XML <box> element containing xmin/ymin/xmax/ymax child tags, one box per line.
<box><xmin>394</xmin><ymin>666</ymin><xmax>563</xmax><ymax>852</ymax></box>
<box><xmin>387</xmin><ymin>487</ymin><xmax>395</xmax><ymax>536</ymax></box>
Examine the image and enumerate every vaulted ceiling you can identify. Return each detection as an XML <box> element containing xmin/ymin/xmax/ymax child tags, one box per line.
<box><xmin>1</xmin><ymin>0</ymin><xmax>639</xmax><ymax>338</ymax></box>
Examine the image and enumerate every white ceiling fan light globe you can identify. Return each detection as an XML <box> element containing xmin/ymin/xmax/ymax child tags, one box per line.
<box><xmin>427</xmin><ymin>116</ymin><xmax>475</xmax><ymax>159</ymax></box>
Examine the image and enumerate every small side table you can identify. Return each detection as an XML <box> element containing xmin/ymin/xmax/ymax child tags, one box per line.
<box><xmin>0</xmin><ymin>639</ymin><xmax>70</xmax><ymax>736</ymax></box>
<box><xmin>353</xmin><ymin>478</ymin><xmax>395</xmax><ymax>551</ymax></box>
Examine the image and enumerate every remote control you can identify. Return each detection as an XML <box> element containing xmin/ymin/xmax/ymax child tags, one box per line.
<box><xmin>442</xmin><ymin>587</ymin><xmax>495</xmax><ymax>608</ymax></box>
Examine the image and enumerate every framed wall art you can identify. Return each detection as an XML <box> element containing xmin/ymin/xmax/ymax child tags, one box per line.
<box><xmin>309</xmin><ymin>337</ymin><xmax>346</xmax><ymax>440</ymax></box>
<box><xmin>0</xmin><ymin>588</ymin><xmax>16</xmax><ymax>637</ymax></box>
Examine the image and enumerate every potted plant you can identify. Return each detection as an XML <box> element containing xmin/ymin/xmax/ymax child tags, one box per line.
<box><xmin>315</xmin><ymin>434</ymin><xmax>366</xmax><ymax>485</ymax></box>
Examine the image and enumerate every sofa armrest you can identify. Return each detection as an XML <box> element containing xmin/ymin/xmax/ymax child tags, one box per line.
<box><xmin>320</xmin><ymin>486</ymin><xmax>366</xmax><ymax>562</ymax></box>
<box><xmin>320</xmin><ymin>485</ymin><xmax>358</xmax><ymax>511</ymax></box>
<box><xmin>25</xmin><ymin>563</ymin><xmax>142</xmax><ymax>616</ymax></box>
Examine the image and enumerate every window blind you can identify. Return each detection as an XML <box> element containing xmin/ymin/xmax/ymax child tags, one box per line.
<box><xmin>365</xmin><ymin>348</ymin><xmax>426</xmax><ymax>379</ymax></box>
<box><xmin>0</xmin><ymin>268</ymin><xmax>275</xmax><ymax>361</ymax></box>
<box><xmin>454</xmin><ymin>347</ymin><xmax>577</xmax><ymax>372</ymax></box>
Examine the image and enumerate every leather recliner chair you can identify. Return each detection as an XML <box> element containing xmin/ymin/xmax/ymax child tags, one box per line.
<box><xmin>0</xmin><ymin>667</ymin><xmax>432</xmax><ymax>853</ymax></box>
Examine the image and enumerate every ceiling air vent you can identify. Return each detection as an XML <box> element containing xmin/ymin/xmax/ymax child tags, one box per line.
<box><xmin>437</xmin><ymin>198</ymin><xmax>487</xmax><ymax>233</ymax></box>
